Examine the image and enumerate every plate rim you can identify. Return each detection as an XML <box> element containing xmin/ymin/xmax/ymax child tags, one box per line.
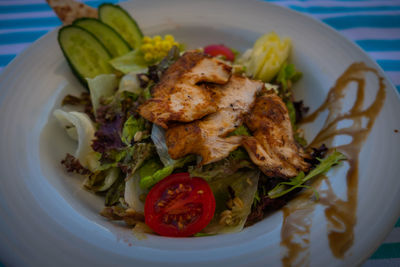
<box><xmin>0</xmin><ymin>0</ymin><xmax>399</xmax><ymax>266</ymax></box>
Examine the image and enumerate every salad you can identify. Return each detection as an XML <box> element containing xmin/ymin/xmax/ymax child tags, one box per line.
<box><xmin>51</xmin><ymin>1</ymin><xmax>345</xmax><ymax>237</ymax></box>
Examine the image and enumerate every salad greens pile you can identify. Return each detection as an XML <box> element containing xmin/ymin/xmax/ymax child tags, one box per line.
<box><xmin>55</xmin><ymin>3</ymin><xmax>346</xmax><ymax>237</ymax></box>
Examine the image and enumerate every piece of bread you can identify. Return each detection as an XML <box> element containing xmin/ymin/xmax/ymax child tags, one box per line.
<box><xmin>46</xmin><ymin>0</ymin><xmax>98</xmax><ymax>25</ymax></box>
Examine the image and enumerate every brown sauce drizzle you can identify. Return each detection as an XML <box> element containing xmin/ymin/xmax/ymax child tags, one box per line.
<box><xmin>281</xmin><ymin>177</ymin><xmax>324</xmax><ymax>266</ymax></box>
<box><xmin>280</xmin><ymin>62</ymin><xmax>386</xmax><ymax>265</ymax></box>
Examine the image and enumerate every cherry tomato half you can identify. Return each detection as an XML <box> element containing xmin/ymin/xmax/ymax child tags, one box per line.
<box><xmin>144</xmin><ymin>173</ymin><xmax>216</xmax><ymax>237</ymax></box>
<box><xmin>204</xmin><ymin>44</ymin><xmax>235</xmax><ymax>62</ymax></box>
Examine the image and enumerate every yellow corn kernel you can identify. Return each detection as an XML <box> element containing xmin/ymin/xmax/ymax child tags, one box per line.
<box><xmin>153</xmin><ymin>35</ymin><xmax>162</xmax><ymax>42</ymax></box>
<box><xmin>144</xmin><ymin>53</ymin><xmax>153</xmax><ymax>62</ymax></box>
<box><xmin>156</xmin><ymin>51</ymin><xmax>164</xmax><ymax>59</ymax></box>
<box><xmin>164</xmin><ymin>34</ymin><xmax>174</xmax><ymax>42</ymax></box>
<box><xmin>154</xmin><ymin>41</ymin><xmax>162</xmax><ymax>51</ymax></box>
<box><xmin>142</xmin><ymin>36</ymin><xmax>152</xmax><ymax>44</ymax></box>
<box><xmin>140</xmin><ymin>43</ymin><xmax>152</xmax><ymax>53</ymax></box>
<box><xmin>161</xmin><ymin>40</ymin><xmax>171</xmax><ymax>51</ymax></box>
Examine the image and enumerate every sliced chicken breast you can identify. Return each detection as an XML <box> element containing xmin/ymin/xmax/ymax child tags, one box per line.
<box><xmin>138</xmin><ymin>52</ymin><xmax>232</xmax><ymax>129</ymax></box>
<box><xmin>242</xmin><ymin>94</ymin><xmax>310</xmax><ymax>178</ymax></box>
<box><xmin>166</xmin><ymin>75</ymin><xmax>264</xmax><ymax>165</ymax></box>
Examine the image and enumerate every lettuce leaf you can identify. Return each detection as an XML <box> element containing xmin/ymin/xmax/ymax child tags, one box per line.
<box><xmin>228</xmin><ymin>125</ymin><xmax>251</xmax><ymax>137</ymax></box>
<box><xmin>96</xmin><ymin>142</ymin><xmax>154</xmax><ymax>176</ymax></box>
<box><xmin>189</xmin><ymin>148</ymin><xmax>253</xmax><ymax>182</ymax></box>
<box><xmin>139</xmin><ymin>155</ymin><xmax>196</xmax><ymax>189</ymax></box>
<box><xmin>92</xmin><ymin>114</ymin><xmax>125</xmax><ymax>154</ymax></box>
<box><xmin>85</xmin><ymin>167</ymin><xmax>120</xmax><ymax>192</ymax></box>
<box><xmin>118</xmin><ymin>71</ymin><xmax>145</xmax><ymax>95</ymax></box>
<box><xmin>268</xmin><ymin>151</ymin><xmax>346</xmax><ymax>199</ymax></box>
<box><xmin>87</xmin><ymin>74</ymin><xmax>118</xmax><ymax>117</ymax></box>
<box><xmin>124</xmin><ymin>158</ymin><xmax>164</xmax><ymax>212</ymax></box>
<box><xmin>276</xmin><ymin>62</ymin><xmax>302</xmax><ymax>94</ymax></box>
<box><xmin>151</xmin><ymin>125</ymin><xmax>175</xmax><ymax>166</ymax></box>
<box><xmin>110</xmin><ymin>50</ymin><xmax>148</xmax><ymax>74</ymax></box>
<box><xmin>119</xmin><ymin>142</ymin><xmax>154</xmax><ymax>175</ymax></box>
<box><xmin>244</xmin><ymin>32</ymin><xmax>291</xmax><ymax>82</ymax></box>
<box><xmin>121</xmin><ymin>116</ymin><xmax>146</xmax><ymax>145</ymax></box>
<box><xmin>201</xmin><ymin>170</ymin><xmax>260</xmax><ymax>234</ymax></box>
<box><xmin>105</xmin><ymin>176</ymin><xmax>125</xmax><ymax>206</ymax></box>
<box><xmin>285</xmin><ymin>100</ymin><xmax>297</xmax><ymax>129</ymax></box>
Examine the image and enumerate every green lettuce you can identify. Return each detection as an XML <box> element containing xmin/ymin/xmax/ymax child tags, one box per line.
<box><xmin>285</xmin><ymin>100</ymin><xmax>297</xmax><ymax>129</ymax></box>
<box><xmin>110</xmin><ymin>50</ymin><xmax>148</xmax><ymax>74</ymax></box>
<box><xmin>139</xmin><ymin>155</ymin><xmax>196</xmax><ymax>189</ymax></box>
<box><xmin>201</xmin><ymin>170</ymin><xmax>260</xmax><ymax>234</ymax></box>
<box><xmin>121</xmin><ymin>116</ymin><xmax>146</xmax><ymax>145</ymax></box>
<box><xmin>189</xmin><ymin>148</ymin><xmax>253</xmax><ymax>182</ymax></box>
<box><xmin>85</xmin><ymin>167</ymin><xmax>120</xmax><ymax>192</ymax></box>
<box><xmin>228</xmin><ymin>125</ymin><xmax>251</xmax><ymax>136</ymax></box>
<box><xmin>124</xmin><ymin>159</ymin><xmax>163</xmax><ymax>213</ymax></box>
<box><xmin>105</xmin><ymin>176</ymin><xmax>125</xmax><ymax>206</ymax></box>
<box><xmin>118</xmin><ymin>71</ymin><xmax>144</xmax><ymax>95</ymax></box>
<box><xmin>87</xmin><ymin>74</ymin><xmax>118</xmax><ymax>116</ymax></box>
<box><xmin>268</xmin><ymin>151</ymin><xmax>346</xmax><ymax>199</ymax></box>
<box><xmin>150</xmin><ymin>125</ymin><xmax>175</xmax><ymax>166</ymax></box>
<box><xmin>276</xmin><ymin>62</ymin><xmax>302</xmax><ymax>94</ymax></box>
<box><xmin>96</xmin><ymin>142</ymin><xmax>154</xmax><ymax>176</ymax></box>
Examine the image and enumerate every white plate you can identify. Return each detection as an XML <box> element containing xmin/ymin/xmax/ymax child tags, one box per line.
<box><xmin>0</xmin><ymin>0</ymin><xmax>400</xmax><ymax>266</ymax></box>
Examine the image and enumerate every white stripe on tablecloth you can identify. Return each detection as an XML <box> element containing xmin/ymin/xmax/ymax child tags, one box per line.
<box><xmin>269</xmin><ymin>1</ymin><xmax>400</xmax><ymax>7</ymax></box>
<box><xmin>0</xmin><ymin>0</ymin><xmax>95</xmax><ymax>5</ymax></box>
<box><xmin>0</xmin><ymin>11</ymin><xmax>55</xmax><ymax>20</ymax></box>
<box><xmin>310</xmin><ymin>10</ymin><xmax>400</xmax><ymax>19</ymax></box>
<box><xmin>0</xmin><ymin>43</ymin><xmax>30</xmax><ymax>55</ymax></box>
<box><xmin>369</xmin><ymin>52</ymin><xmax>400</xmax><ymax>61</ymax></box>
<box><xmin>0</xmin><ymin>27</ymin><xmax>54</xmax><ymax>34</ymax></box>
<box><xmin>385</xmin><ymin>71</ymin><xmax>400</xmax><ymax>86</ymax></box>
<box><xmin>340</xmin><ymin>28</ymin><xmax>400</xmax><ymax>40</ymax></box>
<box><xmin>363</xmin><ymin>258</ymin><xmax>400</xmax><ymax>267</ymax></box>
<box><xmin>3</xmin><ymin>9</ymin><xmax>399</xmax><ymax>21</ymax></box>
<box><xmin>383</xmin><ymin>227</ymin><xmax>400</xmax><ymax>244</ymax></box>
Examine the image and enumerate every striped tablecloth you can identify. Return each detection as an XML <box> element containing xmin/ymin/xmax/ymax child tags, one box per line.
<box><xmin>0</xmin><ymin>0</ymin><xmax>399</xmax><ymax>265</ymax></box>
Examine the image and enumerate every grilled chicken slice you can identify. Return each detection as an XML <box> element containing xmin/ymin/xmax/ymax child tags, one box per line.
<box><xmin>138</xmin><ymin>52</ymin><xmax>232</xmax><ymax>128</ymax></box>
<box><xmin>166</xmin><ymin>75</ymin><xmax>264</xmax><ymax>165</ymax></box>
<box><xmin>242</xmin><ymin>94</ymin><xmax>310</xmax><ymax>178</ymax></box>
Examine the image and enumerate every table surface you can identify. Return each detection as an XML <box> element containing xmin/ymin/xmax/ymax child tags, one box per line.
<box><xmin>0</xmin><ymin>0</ymin><xmax>399</xmax><ymax>266</ymax></box>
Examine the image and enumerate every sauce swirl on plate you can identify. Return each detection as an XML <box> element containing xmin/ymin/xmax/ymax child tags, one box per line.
<box><xmin>281</xmin><ymin>63</ymin><xmax>386</xmax><ymax>265</ymax></box>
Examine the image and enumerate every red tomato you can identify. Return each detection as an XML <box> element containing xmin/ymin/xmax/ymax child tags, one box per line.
<box><xmin>144</xmin><ymin>173</ymin><xmax>216</xmax><ymax>237</ymax></box>
<box><xmin>204</xmin><ymin>44</ymin><xmax>235</xmax><ymax>61</ymax></box>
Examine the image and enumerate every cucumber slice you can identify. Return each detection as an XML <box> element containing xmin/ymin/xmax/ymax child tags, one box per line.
<box><xmin>58</xmin><ymin>25</ymin><xmax>113</xmax><ymax>87</ymax></box>
<box><xmin>99</xmin><ymin>4</ymin><xmax>143</xmax><ymax>49</ymax></box>
<box><xmin>73</xmin><ymin>18</ymin><xmax>131</xmax><ymax>57</ymax></box>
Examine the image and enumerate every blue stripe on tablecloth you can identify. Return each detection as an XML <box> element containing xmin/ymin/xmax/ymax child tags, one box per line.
<box><xmin>377</xmin><ymin>60</ymin><xmax>400</xmax><ymax>71</ymax></box>
<box><xmin>370</xmin><ymin>243</ymin><xmax>400</xmax><ymax>259</ymax></box>
<box><xmin>356</xmin><ymin>40</ymin><xmax>400</xmax><ymax>52</ymax></box>
<box><xmin>0</xmin><ymin>30</ymin><xmax>48</xmax><ymax>45</ymax></box>
<box><xmin>0</xmin><ymin>17</ymin><xmax>61</xmax><ymax>29</ymax></box>
<box><xmin>0</xmin><ymin>0</ymin><xmax>119</xmax><ymax>13</ymax></box>
<box><xmin>0</xmin><ymin>54</ymin><xmax>15</xmax><ymax>66</ymax></box>
<box><xmin>290</xmin><ymin>5</ymin><xmax>400</xmax><ymax>13</ymax></box>
<box><xmin>395</xmin><ymin>218</ymin><xmax>400</xmax><ymax>227</ymax></box>
<box><xmin>323</xmin><ymin>15</ymin><xmax>400</xmax><ymax>29</ymax></box>
<box><xmin>0</xmin><ymin>4</ymin><xmax>51</xmax><ymax>13</ymax></box>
